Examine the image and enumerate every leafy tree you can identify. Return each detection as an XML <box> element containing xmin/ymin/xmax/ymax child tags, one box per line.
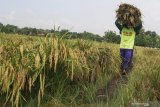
<box><xmin>145</xmin><ymin>31</ymin><xmax>157</xmax><ymax>38</ymax></box>
<box><xmin>136</xmin><ymin>29</ymin><xmax>160</xmax><ymax>48</ymax></box>
<box><xmin>0</xmin><ymin>23</ymin><xmax>3</xmax><ymax>32</ymax></box>
<box><xmin>60</xmin><ymin>29</ymin><xmax>69</xmax><ymax>35</ymax></box>
<box><xmin>104</xmin><ymin>30</ymin><xmax>120</xmax><ymax>43</ymax></box>
<box><xmin>20</xmin><ymin>27</ymin><xmax>30</xmax><ymax>35</ymax></box>
<box><xmin>2</xmin><ymin>24</ymin><xmax>18</xmax><ymax>34</ymax></box>
<box><xmin>30</xmin><ymin>28</ymin><xmax>37</xmax><ymax>36</ymax></box>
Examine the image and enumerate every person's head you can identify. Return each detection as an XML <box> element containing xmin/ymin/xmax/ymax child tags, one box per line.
<box><xmin>123</xmin><ymin>22</ymin><xmax>132</xmax><ymax>28</ymax></box>
<box><xmin>123</xmin><ymin>23</ymin><xmax>128</xmax><ymax>28</ymax></box>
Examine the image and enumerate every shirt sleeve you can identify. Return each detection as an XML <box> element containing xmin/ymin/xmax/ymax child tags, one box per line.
<box><xmin>115</xmin><ymin>18</ymin><xmax>122</xmax><ymax>34</ymax></box>
<box><xmin>134</xmin><ymin>21</ymin><xmax>142</xmax><ymax>35</ymax></box>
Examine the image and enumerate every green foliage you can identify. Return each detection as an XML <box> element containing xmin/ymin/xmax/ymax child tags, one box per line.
<box><xmin>135</xmin><ymin>29</ymin><xmax>160</xmax><ymax>48</ymax></box>
<box><xmin>104</xmin><ymin>30</ymin><xmax>120</xmax><ymax>43</ymax></box>
<box><xmin>0</xmin><ymin>34</ymin><xmax>160</xmax><ymax>107</ymax></box>
<box><xmin>0</xmin><ymin>22</ymin><xmax>103</xmax><ymax>42</ymax></box>
<box><xmin>0</xmin><ymin>22</ymin><xmax>160</xmax><ymax>48</ymax></box>
<box><xmin>1</xmin><ymin>24</ymin><xmax>18</xmax><ymax>34</ymax></box>
<box><xmin>0</xmin><ymin>23</ymin><xmax>3</xmax><ymax>32</ymax></box>
<box><xmin>104</xmin><ymin>29</ymin><xmax>160</xmax><ymax>48</ymax></box>
<box><xmin>0</xmin><ymin>34</ymin><xmax>114</xmax><ymax>106</ymax></box>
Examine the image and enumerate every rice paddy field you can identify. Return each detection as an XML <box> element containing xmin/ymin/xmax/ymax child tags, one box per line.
<box><xmin>0</xmin><ymin>33</ymin><xmax>160</xmax><ymax>107</ymax></box>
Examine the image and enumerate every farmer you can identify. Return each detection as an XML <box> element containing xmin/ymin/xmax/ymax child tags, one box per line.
<box><xmin>115</xmin><ymin>18</ymin><xmax>142</xmax><ymax>75</ymax></box>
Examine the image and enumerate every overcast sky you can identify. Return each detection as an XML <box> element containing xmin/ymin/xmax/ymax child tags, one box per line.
<box><xmin>0</xmin><ymin>0</ymin><xmax>160</xmax><ymax>36</ymax></box>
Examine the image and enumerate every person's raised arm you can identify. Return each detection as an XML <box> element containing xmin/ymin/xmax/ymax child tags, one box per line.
<box><xmin>115</xmin><ymin>18</ymin><xmax>122</xmax><ymax>34</ymax></box>
<box><xmin>134</xmin><ymin>21</ymin><xmax>142</xmax><ymax>35</ymax></box>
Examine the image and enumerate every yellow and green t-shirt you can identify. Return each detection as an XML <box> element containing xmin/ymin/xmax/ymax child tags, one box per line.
<box><xmin>120</xmin><ymin>28</ymin><xmax>136</xmax><ymax>49</ymax></box>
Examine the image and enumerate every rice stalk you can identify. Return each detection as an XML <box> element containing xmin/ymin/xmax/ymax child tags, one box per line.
<box><xmin>35</xmin><ymin>54</ymin><xmax>40</xmax><ymax>68</ymax></box>
<box><xmin>0</xmin><ymin>45</ymin><xmax>3</xmax><ymax>54</ymax></box>
<box><xmin>53</xmin><ymin>37</ymin><xmax>59</xmax><ymax>72</ymax></box>
<box><xmin>19</xmin><ymin>45</ymin><xmax>23</xmax><ymax>57</ymax></box>
<box><xmin>38</xmin><ymin>90</ymin><xmax>41</xmax><ymax>107</ymax></box>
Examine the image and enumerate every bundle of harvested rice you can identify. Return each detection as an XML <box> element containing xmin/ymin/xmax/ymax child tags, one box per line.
<box><xmin>116</xmin><ymin>3</ymin><xmax>142</xmax><ymax>27</ymax></box>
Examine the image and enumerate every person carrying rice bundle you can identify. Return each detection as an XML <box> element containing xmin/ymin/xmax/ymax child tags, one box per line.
<box><xmin>115</xmin><ymin>3</ymin><xmax>142</xmax><ymax>75</ymax></box>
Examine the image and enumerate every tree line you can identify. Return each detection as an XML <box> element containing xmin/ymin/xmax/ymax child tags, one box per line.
<box><xmin>104</xmin><ymin>29</ymin><xmax>160</xmax><ymax>48</ymax></box>
<box><xmin>0</xmin><ymin>22</ymin><xmax>102</xmax><ymax>40</ymax></box>
<box><xmin>0</xmin><ymin>22</ymin><xmax>160</xmax><ymax>48</ymax></box>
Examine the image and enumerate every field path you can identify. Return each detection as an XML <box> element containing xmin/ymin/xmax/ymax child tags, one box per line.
<box><xmin>95</xmin><ymin>74</ymin><xmax>128</xmax><ymax>101</ymax></box>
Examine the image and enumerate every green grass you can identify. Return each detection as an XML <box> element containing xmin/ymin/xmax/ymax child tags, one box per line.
<box><xmin>0</xmin><ymin>33</ymin><xmax>160</xmax><ymax>107</ymax></box>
